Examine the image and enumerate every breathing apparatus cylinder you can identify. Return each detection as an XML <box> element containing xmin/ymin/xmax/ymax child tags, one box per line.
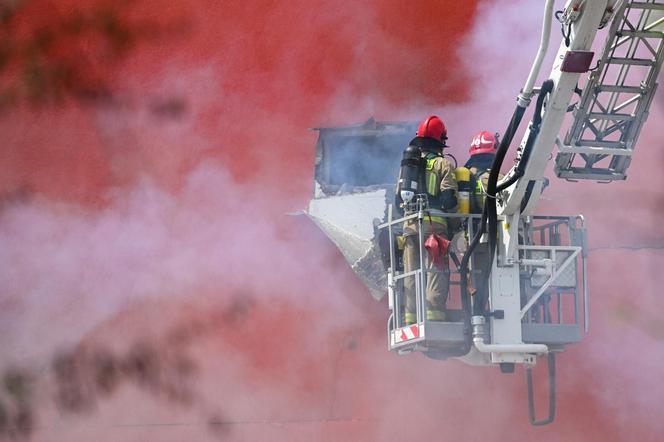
<box><xmin>455</xmin><ymin>166</ymin><xmax>471</xmax><ymax>214</ymax></box>
<box><xmin>398</xmin><ymin>144</ymin><xmax>422</xmax><ymax>204</ymax></box>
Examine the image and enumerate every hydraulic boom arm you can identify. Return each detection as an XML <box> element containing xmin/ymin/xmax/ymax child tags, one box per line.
<box><xmin>499</xmin><ymin>0</ymin><xmax>617</xmax><ymax>216</ymax></box>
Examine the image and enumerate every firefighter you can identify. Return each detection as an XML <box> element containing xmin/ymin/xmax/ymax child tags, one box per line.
<box><xmin>465</xmin><ymin>130</ymin><xmax>499</xmax><ymax>213</ymax></box>
<box><xmin>398</xmin><ymin>115</ymin><xmax>458</xmax><ymax>325</ymax></box>
<box><xmin>464</xmin><ymin>130</ymin><xmax>500</xmax><ymax>289</ymax></box>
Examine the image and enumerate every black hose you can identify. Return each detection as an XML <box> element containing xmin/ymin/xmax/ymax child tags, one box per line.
<box><xmin>458</xmin><ymin>102</ymin><xmax>526</xmax><ymax>320</ymax></box>
<box><xmin>515</xmin><ymin>79</ymin><xmax>554</xmax><ymax>178</ymax></box>
<box><xmin>515</xmin><ymin>79</ymin><xmax>554</xmax><ymax>211</ymax></box>
<box><xmin>445</xmin><ymin>152</ymin><xmax>458</xmax><ymax>169</ymax></box>
<box><xmin>473</xmin><ymin>104</ymin><xmax>527</xmax><ymax>316</ymax></box>
<box><xmin>459</xmin><ymin>203</ymin><xmax>488</xmax><ymax>319</ymax></box>
<box><xmin>449</xmin><ymin>251</ymin><xmax>461</xmax><ymax>269</ymax></box>
<box><xmin>495</xmin><ymin>77</ymin><xmax>552</xmax><ymax>194</ymax></box>
<box><xmin>520</xmin><ymin>180</ymin><xmax>537</xmax><ymax>213</ymax></box>
<box><xmin>456</xmin><ymin>206</ymin><xmax>487</xmax><ymax>354</ymax></box>
<box><xmin>478</xmin><ymin>79</ymin><xmax>554</xmax><ymax>316</ymax></box>
<box><xmin>496</xmin><ymin>171</ymin><xmax>521</xmax><ymax>192</ymax></box>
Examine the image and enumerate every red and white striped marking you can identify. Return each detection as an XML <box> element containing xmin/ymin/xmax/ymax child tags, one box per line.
<box><xmin>394</xmin><ymin>324</ymin><xmax>422</xmax><ymax>343</ymax></box>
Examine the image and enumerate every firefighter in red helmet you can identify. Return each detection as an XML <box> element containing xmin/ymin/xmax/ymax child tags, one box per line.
<box><xmin>396</xmin><ymin>115</ymin><xmax>458</xmax><ymax>324</ymax></box>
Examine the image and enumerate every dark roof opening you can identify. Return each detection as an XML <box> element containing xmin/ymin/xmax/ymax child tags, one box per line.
<box><xmin>312</xmin><ymin>117</ymin><xmax>417</xmax><ymax>196</ymax></box>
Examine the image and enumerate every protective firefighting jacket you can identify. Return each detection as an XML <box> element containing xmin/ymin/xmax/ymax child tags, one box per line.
<box><xmin>469</xmin><ymin>167</ymin><xmax>490</xmax><ymax>214</ymax></box>
<box><xmin>403</xmin><ymin>149</ymin><xmax>458</xmax><ymax>236</ymax></box>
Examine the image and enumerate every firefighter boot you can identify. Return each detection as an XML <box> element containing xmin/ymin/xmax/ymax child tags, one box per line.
<box><xmin>427</xmin><ymin>309</ymin><xmax>447</xmax><ymax>321</ymax></box>
<box><xmin>404</xmin><ymin>312</ymin><xmax>417</xmax><ymax>325</ymax></box>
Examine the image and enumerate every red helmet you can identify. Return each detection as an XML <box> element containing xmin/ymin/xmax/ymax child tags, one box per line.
<box><xmin>469</xmin><ymin>131</ymin><xmax>499</xmax><ymax>156</ymax></box>
<box><xmin>417</xmin><ymin>115</ymin><xmax>447</xmax><ymax>142</ymax></box>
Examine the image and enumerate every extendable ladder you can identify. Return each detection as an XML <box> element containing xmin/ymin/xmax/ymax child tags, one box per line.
<box><xmin>555</xmin><ymin>0</ymin><xmax>664</xmax><ymax>181</ymax></box>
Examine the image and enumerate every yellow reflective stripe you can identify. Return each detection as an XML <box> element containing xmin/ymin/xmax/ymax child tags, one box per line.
<box><xmin>427</xmin><ymin>310</ymin><xmax>446</xmax><ymax>321</ymax></box>
<box><xmin>475</xmin><ymin>178</ymin><xmax>483</xmax><ymax>195</ymax></box>
<box><xmin>424</xmin><ymin>155</ymin><xmax>444</xmax><ymax>195</ymax></box>
<box><xmin>396</xmin><ymin>235</ymin><xmax>406</xmax><ymax>250</ymax></box>
<box><xmin>424</xmin><ymin>215</ymin><xmax>447</xmax><ymax>226</ymax></box>
<box><xmin>404</xmin><ymin>312</ymin><xmax>417</xmax><ymax>324</ymax></box>
<box><xmin>425</xmin><ymin>157</ymin><xmax>438</xmax><ymax>195</ymax></box>
<box><xmin>427</xmin><ymin>171</ymin><xmax>438</xmax><ymax>195</ymax></box>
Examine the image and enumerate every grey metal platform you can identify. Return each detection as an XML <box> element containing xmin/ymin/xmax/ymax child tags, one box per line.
<box><xmin>390</xmin><ymin>316</ymin><xmax>581</xmax><ymax>352</ymax></box>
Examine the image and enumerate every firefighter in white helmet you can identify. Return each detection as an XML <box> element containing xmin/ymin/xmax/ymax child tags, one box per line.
<box><xmin>464</xmin><ymin>130</ymin><xmax>501</xmax><ymax>289</ymax></box>
<box><xmin>465</xmin><ymin>131</ymin><xmax>500</xmax><ymax>212</ymax></box>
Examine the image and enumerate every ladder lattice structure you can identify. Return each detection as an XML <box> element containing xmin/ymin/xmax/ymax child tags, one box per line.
<box><xmin>555</xmin><ymin>0</ymin><xmax>664</xmax><ymax>181</ymax></box>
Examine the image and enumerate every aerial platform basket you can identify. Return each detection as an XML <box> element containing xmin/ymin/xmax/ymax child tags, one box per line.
<box><xmin>380</xmin><ymin>201</ymin><xmax>588</xmax><ymax>363</ymax></box>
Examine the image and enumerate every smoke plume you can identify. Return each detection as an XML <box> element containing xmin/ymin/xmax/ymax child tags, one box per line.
<box><xmin>1</xmin><ymin>0</ymin><xmax>663</xmax><ymax>441</ymax></box>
